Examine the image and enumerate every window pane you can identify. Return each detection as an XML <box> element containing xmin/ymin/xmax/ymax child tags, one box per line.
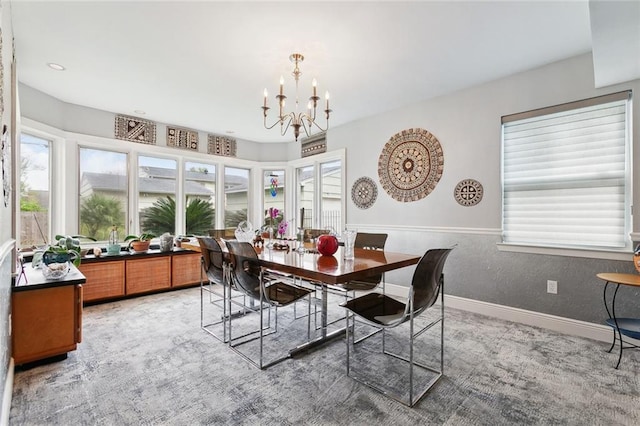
<box><xmin>263</xmin><ymin>169</ymin><xmax>286</xmax><ymax>234</ymax></box>
<box><xmin>320</xmin><ymin>160</ymin><xmax>342</xmax><ymax>232</ymax></box>
<box><xmin>19</xmin><ymin>134</ymin><xmax>50</xmax><ymax>249</ymax></box>
<box><xmin>502</xmin><ymin>97</ymin><xmax>629</xmax><ymax>249</ymax></box>
<box><xmin>297</xmin><ymin>165</ymin><xmax>315</xmax><ymax>229</ymax></box>
<box><xmin>139</xmin><ymin>156</ymin><xmax>177</xmax><ymax>236</ymax></box>
<box><xmin>79</xmin><ymin>147</ymin><xmax>128</xmax><ymax>241</ymax></box>
<box><xmin>224</xmin><ymin>166</ymin><xmax>249</xmax><ymax>229</ymax></box>
<box><xmin>184</xmin><ymin>161</ymin><xmax>216</xmax><ymax>235</ymax></box>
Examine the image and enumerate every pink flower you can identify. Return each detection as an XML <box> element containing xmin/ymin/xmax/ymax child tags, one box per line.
<box><xmin>278</xmin><ymin>220</ymin><xmax>288</xmax><ymax>237</ymax></box>
<box><xmin>270</xmin><ymin>207</ymin><xmax>279</xmax><ymax>219</ymax></box>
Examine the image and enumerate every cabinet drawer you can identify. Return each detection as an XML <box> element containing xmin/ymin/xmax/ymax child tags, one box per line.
<box><xmin>172</xmin><ymin>252</ymin><xmax>203</xmax><ymax>287</ymax></box>
<box><xmin>12</xmin><ymin>285</ymin><xmax>79</xmax><ymax>365</ymax></box>
<box><xmin>126</xmin><ymin>257</ymin><xmax>171</xmax><ymax>295</ymax></box>
<box><xmin>79</xmin><ymin>261</ymin><xmax>125</xmax><ymax>302</ymax></box>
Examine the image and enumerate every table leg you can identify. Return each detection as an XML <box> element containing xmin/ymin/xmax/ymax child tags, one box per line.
<box><xmin>611</xmin><ymin>283</ymin><xmax>623</xmax><ymax>369</ymax></box>
<box><xmin>289</xmin><ymin>283</ymin><xmax>344</xmax><ymax>356</ymax></box>
<box><xmin>603</xmin><ymin>282</ymin><xmax>616</xmax><ymax>353</ymax></box>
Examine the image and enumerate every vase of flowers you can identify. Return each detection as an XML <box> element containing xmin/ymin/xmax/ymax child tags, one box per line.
<box><xmin>264</xmin><ymin>207</ymin><xmax>283</xmax><ymax>249</ymax></box>
<box><xmin>277</xmin><ymin>219</ymin><xmax>289</xmax><ymax>239</ymax></box>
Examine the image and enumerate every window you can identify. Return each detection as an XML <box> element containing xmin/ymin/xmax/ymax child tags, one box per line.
<box><xmin>263</xmin><ymin>169</ymin><xmax>285</xmax><ymax>232</ymax></box>
<box><xmin>138</xmin><ymin>156</ymin><xmax>177</xmax><ymax>236</ymax></box>
<box><xmin>296</xmin><ymin>165</ymin><xmax>315</xmax><ymax>229</ymax></box>
<box><xmin>502</xmin><ymin>91</ymin><xmax>631</xmax><ymax>250</ymax></box>
<box><xmin>79</xmin><ymin>147</ymin><xmax>128</xmax><ymax>241</ymax></box>
<box><xmin>320</xmin><ymin>160</ymin><xmax>342</xmax><ymax>231</ymax></box>
<box><xmin>224</xmin><ymin>166</ymin><xmax>249</xmax><ymax>228</ymax></box>
<box><xmin>184</xmin><ymin>161</ymin><xmax>216</xmax><ymax>235</ymax></box>
<box><xmin>19</xmin><ymin>134</ymin><xmax>51</xmax><ymax>249</ymax></box>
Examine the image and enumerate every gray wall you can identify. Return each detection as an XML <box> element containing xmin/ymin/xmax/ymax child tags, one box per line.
<box><xmin>328</xmin><ymin>53</ymin><xmax>640</xmax><ymax>324</ymax></box>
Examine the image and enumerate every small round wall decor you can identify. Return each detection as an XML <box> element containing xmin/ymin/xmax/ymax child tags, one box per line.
<box><xmin>351</xmin><ymin>176</ymin><xmax>378</xmax><ymax>209</ymax></box>
<box><xmin>377</xmin><ymin>128</ymin><xmax>444</xmax><ymax>202</ymax></box>
<box><xmin>454</xmin><ymin>179</ymin><xmax>483</xmax><ymax>207</ymax></box>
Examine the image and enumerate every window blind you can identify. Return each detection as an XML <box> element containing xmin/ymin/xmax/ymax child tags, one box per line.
<box><xmin>502</xmin><ymin>93</ymin><xmax>630</xmax><ymax>249</ymax></box>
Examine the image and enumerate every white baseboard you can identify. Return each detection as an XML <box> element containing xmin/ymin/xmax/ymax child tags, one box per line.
<box><xmin>1</xmin><ymin>358</ymin><xmax>13</xmax><ymax>426</ymax></box>
<box><xmin>384</xmin><ymin>283</ymin><xmax>615</xmax><ymax>343</ymax></box>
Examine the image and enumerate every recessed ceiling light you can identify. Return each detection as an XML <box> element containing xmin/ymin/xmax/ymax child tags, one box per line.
<box><xmin>134</xmin><ymin>110</ymin><xmax>146</xmax><ymax>115</ymax></box>
<box><xmin>226</xmin><ymin>130</ymin><xmax>235</xmax><ymax>134</ymax></box>
<box><xmin>47</xmin><ymin>63</ymin><xmax>65</xmax><ymax>71</ymax></box>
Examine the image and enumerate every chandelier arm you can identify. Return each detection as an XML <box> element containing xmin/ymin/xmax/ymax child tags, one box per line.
<box><xmin>299</xmin><ymin>118</ymin><xmax>311</xmax><ymax>139</ymax></box>
<box><xmin>264</xmin><ymin>112</ymin><xmax>294</xmax><ymax>131</ymax></box>
<box><xmin>308</xmin><ymin>117</ymin><xmax>328</xmax><ymax>133</ymax></box>
<box><xmin>279</xmin><ymin>113</ymin><xmax>295</xmax><ymax>136</ymax></box>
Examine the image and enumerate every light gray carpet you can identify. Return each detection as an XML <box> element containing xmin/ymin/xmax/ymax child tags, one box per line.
<box><xmin>9</xmin><ymin>286</ymin><xmax>640</xmax><ymax>425</ymax></box>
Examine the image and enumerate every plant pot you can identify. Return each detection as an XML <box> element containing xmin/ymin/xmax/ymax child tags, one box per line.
<box><xmin>130</xmin><ymin>240</ymin><xmax>151</xmax><ymax>253</ymax></box>
<box><xmin>107</xmin><ymin>243</ymin><xmax>121</xmax><ymax>255</ymax></box>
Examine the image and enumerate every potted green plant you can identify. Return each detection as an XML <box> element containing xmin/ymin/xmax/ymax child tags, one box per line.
<box><xmin>48</xmin><ymin>235</ymin><xmax>97</xmax><ymax>266</ymax></box>
<box><xmin>36</xmin><ymin>235</ymin><xmax>95</xmax><ymax>280</ymax></box>
<box><xmin>124</xmin><ymin>232</ymin><xmax>156</xmax><ymax>253</ymax></box>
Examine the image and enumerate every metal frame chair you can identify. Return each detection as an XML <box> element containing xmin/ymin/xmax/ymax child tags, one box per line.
<box><xmin>316</xmin><ymin>233</ymin><xmax>388</xmax><ymax>332</ymax></box>
<box><xmin>341</xmin><ymin>247</ymin><xmax>454</xmax><ymax>407</ymax></box>
<box><xmin>198</xmin><ymin>236</ymin><xmax>256</xmax><ymax>343</ymax></box>
<box><xmin>336</xmin><ymin>232</ymin><xmax>388</xmax><ymax>294</ymax></box>
<box><xmin>225</xmin><ymin>241</ymin><xmax>313</xmax><ymax>369</ymax></box>
<box><xmin>198</xmin><ymin>236</ymin><xmax>228</xmax><ymax>342</ymax></box>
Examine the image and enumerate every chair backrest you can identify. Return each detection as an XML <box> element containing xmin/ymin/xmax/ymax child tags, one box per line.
<box><xmin>353</xmin><ymin>232</ymin><xmax>388</xmax><ymax>284</ymax></box>
<box><xmin>355</xmin><ymin>232</ymin><xmax>388</xmax><ymax>250</ymax></box>
<box><xmin>208</xmin><ymin>229</ymin><xmax>235</xmax><ymax>239</ymax></box>
<box><xmin>196</xmin><ymin>236</ymin><xmax>225</xmax><ymax>285</ymax></box>
<box><xmin>304</xmin><ymin>228</ymin><xmax>330</xmax><ymax>242</ymax></box>
<box><xmin>409</xmin><ymin>248</ymin><xmax>454</xmax><ymax>317</ymax></box>
<box><xmin>224</xmin><ymin>240</ymin><xmax>261</xmax><ymax>298</ymax></box>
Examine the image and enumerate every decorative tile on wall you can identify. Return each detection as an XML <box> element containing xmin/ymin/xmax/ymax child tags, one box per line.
<box><xmin>207</xmin><ymin>134</ymin><xmax>237</xmax><ymax>157</ymax></box>
<box><xmin>351</xmin><ymin>176</ymin><xmax>378</xmax><ymax>209</ymax></box>
<box><xmin>167</xmin><ymin>126</ymin><xmax>199</xmax><ymax>151</ymax></box>
<box><xmin>114</xmin><ymin>115</ymin><xmax>157</xmax><ymax>145</ymax></box>
<box><xmin>454</xmin><ymin>178</ymin><xmax>483</xmax><ymax>206</ymax></box>
<box><xmin>301</xmin><ymin>134</ymin><xmax>326</xmax><ymax>158</ymax></box>
<box><xmin>378</xmin><ymin>127</ymin><xmax>444</xmax><ymax>203</ymax></box>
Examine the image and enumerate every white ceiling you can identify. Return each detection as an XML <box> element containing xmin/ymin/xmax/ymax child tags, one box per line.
<box><xmin>9</xmin><ymin>1</ymin><xmax>600</xmax><ymax>143</ymax></box>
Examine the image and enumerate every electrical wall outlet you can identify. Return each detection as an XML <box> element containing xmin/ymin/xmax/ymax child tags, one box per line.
<box><xmin>547</xmin><ymin>280</ymin><xmax>558</xmax><ymax>294</ymax></box>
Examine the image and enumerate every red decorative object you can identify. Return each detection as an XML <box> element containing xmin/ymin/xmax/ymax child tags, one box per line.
<box><xmin>317</xmin><ymin>234</ymin><xmax>339</xmax><ymax>256</ymax></box>
<box><xmin>316</xmin><ymin>254</ymin><xmax>338</xmax><ymax>270</ymax></box>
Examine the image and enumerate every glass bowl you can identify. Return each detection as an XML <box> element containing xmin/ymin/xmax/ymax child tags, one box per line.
<box><xmin>41</xmin><ymin>262</ymin><xmax>70</xmax><ymax>280</ymax></box>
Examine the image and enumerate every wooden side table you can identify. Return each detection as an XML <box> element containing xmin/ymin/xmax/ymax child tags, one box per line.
<box><xmin>596</xmin><ymin>273</ymin><xmax>640</xmax><ymax>368</ymax></box>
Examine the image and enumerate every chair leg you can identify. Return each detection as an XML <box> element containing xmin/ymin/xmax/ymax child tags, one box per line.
<box><xmin>345</xmin><ymin>310</ymin><xmax>351</xmax><ymax>376</ymax></box>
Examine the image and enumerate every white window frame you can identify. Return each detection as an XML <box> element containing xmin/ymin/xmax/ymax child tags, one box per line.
<box><xmin>500</xmin><ymin>91</ymin><xmax>632</xmax><ymax>257</ymax></box>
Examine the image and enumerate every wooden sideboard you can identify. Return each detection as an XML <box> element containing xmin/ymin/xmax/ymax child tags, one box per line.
<box><xmin>12</xmin><ymin>265</ymin><xmax>85</xmax><ymax>366</ymax></box>
<box><xmin>79</xmin><ymin>249</ymin><xmax>202</xmax><ymax>303</ymax></box>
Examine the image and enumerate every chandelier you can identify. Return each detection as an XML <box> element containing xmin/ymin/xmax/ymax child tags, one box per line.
<box><xmin>262</xmin><ymin>53</ymin><xmax>331</xmax><ymax>142</ymax></box>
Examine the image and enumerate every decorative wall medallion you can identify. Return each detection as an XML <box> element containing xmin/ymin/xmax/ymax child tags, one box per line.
<box><xmin>207</xmin><ymin>134</ymin><xmax>237</xmax><ymax>157</ymax></box>
<box><xmin>454</xmin><ymin>179</ymin><xmax>483</xmax><ymax>207</ymax></box>
<box><xmin>167</xmin><ymin>126</ymin><xmax>199</xmax><ymax>151</ymax></box>
<box><xmin>114</xmin><ymin>115</ymin><xmax>156</xmax><ymax>145</ymax></box>
<box><xmin>377</xmin><ymin>128</ymin><xmax>444</xmax><ymax>203</ymax></box>
<box><xmin>301</xmin><ymin>133</ymin><xmax>327</xmax><ymax>157</ymax></box>
<box><xmin>351</xmin><ymin>177</ymin><xmax>378</xmax><ymax>209</ymax></box>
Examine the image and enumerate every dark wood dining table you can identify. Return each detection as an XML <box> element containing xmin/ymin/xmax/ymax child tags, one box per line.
<box><xmin>254</xmin><ymin>246</ymin><xmax>421</xmax><ymax>355</ymax></box>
